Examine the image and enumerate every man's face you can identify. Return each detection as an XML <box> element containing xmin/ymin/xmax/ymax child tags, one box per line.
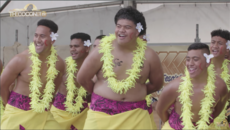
<box><xmin>93</xmin><ymin>39</ymin><xmax>100</xmax><ymax>48</ymax></box>
<box><xmin>210</xmin><ymin>36</ymin><xmax>227</xmax><ymax>58</ymax></box>
<box><xmin>70</xmin><ymin>38</ymin><xmax>87</xmax><ymax>60</ymax></box>
<box><xmin>33</xmin><ymin>25</ymin><xmax>53</xmax><ymax>54</ymax></box>
<box><xmin>115</xmin><ymin>19</ymin><xmax>139</xmax><ymax>44</ymax></box>
<box><xmin>186</xmin><ymin>49</ymin><xmax>208</xmax><ymax>78</ymax></box>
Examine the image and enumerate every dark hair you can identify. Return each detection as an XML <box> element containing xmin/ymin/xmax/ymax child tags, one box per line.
<box><xmin>211</xmin><ymin>29</ymin><xmax>230</xmax><ymax>41</ymax></box>
<box><xmin>188</xmin><ymin>43</ymin><xmax>210</xmax><ymax>54</ymax></box>
<box><xmin>70</xmin><ymin>32</ymin><xmax>91</xmax><ymax>42</ymax></box>
<box><xmin>95</xmin><ymin>35</ymin><xmax>106</xmax><ymax>40</ymax></box>
<box><xmin>37</xmin><ymin>19</ymin><xmax>58</xmax><ymax>33</ymax></box>
<box><xmin>114</xmin><ymin>6</ymin><xmax>146</xmax><ymax>36</ymax></box>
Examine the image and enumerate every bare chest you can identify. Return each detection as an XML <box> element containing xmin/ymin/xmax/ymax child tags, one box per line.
<box><xmin>176</xmin><ymin>86</ymin><xmax>219</xmax><ymax>112</ymax></box>
<box><xmin>19</xmin><ymin>61</ymin><xmax>51</xmax><ymax>85</ymax></box>
<box><xmin>97</xmin><ymin>51</ymin><xmax>149</xmax><ymax>83</ymax></box>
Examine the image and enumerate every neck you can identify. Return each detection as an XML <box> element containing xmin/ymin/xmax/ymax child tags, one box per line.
<box><xmin>212</xmin><ymin>56</ymin><xmax>225</xmax><ymax>68</ymax></box>
<box><xmin>75</xmin><ymin>54</ymin><xmax>88</xmax><ymax>68</ymax></box>
<box><xmin>191</xmin><ymin>69</ymin><xmax>208</xmax><ymax>84</ymax></box>
<box><xmin>38</xmin><ymin>51</ymin><xmax>51</xmax><ymax>61</ymax></box>
<box><xmin>116</xmin><ymin>38</ymin><xmax>138</xmax><ymax>52</ymax></box>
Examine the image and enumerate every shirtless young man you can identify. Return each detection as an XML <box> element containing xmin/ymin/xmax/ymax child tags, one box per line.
<box><xmin>157</xmin><ymin>43</ymin><xmax>228</xmax><ymax>129</ymax></box>
<box><xmin>93</xmin><ymin>35</ymin><xmax>105</xmax><ymax>48</ymax></box>
<box><xmin>77</xmin><ymin>6</ymin><xmax>164</xmax><ymax>129</ymax></box>
<box><xmin>0</xmin><ymin>19</ymin><xmax>65</xmax><ymax>129</ymax></box>
<box><xmin>209</xmin><ymin>29</ymin><xmax>230</xmax><ymax>128</ymax></box>
<box><xmin>50</xmin><ymin>33</ymin><xmax>91</xmax><ymax>130</ymax></box>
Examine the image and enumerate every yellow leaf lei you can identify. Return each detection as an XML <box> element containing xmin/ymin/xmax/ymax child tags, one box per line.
<box><xmin>28</xmin><ymin>43</ymin><xmax>59</xmax><ymax>113</ymax></box>
<box><xmin>214</xmin><ymin>59</ymin><xmax>230</xmax><ymax>128</ymax></box>
<box><xmin>99</xmin><ymin>34</ymin><xmax>147</xmax><ymax>94</ymax></box>
<box><xmin>64</xmin><ymin>56</ymin><xmax>87</xmax><ymax>115</ymax></box>
<box><xmin>145</xmin><ymin>79</ymin><xmax>153</xmax><ymax>107</ymax></box>
<box><xmin>178</xmin><ymin>64</ymin><xmax>216</xmax><ymax>129</ymax></box>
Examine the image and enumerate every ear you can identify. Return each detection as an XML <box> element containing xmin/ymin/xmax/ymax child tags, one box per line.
<box><xmin>226</xmin><ymin>48</ymin><xmax>229</xmax><ymax>54</ymax></box>
<box><xmin>51</xmin><ymin>40</ymin><xmax>55</xmax><ymax>45</ymax></box>
<box><xmin>206</xmin><ymin>59</ymin><xmax>211</xmax><ymax>68</ymax></box>
<box><xmin>85</xmin><ymin>46</ymin><xmax>91</xmax><ymax>53</ymax></box>
<box><xmin>135</xmin><ymin>30</ymin><xmax>140</xmax><ymax>37</ymax></box>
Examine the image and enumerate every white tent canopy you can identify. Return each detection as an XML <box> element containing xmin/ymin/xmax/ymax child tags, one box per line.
<box><xmin>0</xmin><ymin>1</ymin><xmax>229</xmax><ymax>65</ymax></box>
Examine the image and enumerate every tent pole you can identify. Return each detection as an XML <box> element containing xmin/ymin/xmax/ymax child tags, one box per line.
<box><xmin>0</xmin><ymin>0</ymin><xmax>11</xmax><ymax>13</ymax></box>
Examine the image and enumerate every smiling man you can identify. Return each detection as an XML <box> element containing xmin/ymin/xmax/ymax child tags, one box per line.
<box><xmin>157</xmin><ymin>43</ymin><xmax>228</xmax><ymax>129</ymax></box>
<box><xmin>1</xmin><ymin>19</ymin><xmax>65</xmax><ymax>129</ymax></box>
<box><xmin>77</xmin><ymin>6</ymin><xmax>163</xmax><ymax>129</ymax></box>
<box><xmin>209</xmin><ymin>29</ymin><xmax>230</xmax><ymax>128</ymax></box>
<box><xmin>50</xmin><ymin>33</ymin><xmax>91</xmax><ymax>130</ymax></box>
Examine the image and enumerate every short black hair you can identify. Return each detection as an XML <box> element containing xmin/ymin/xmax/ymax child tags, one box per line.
<box><xmin>114</xmin><ymin>6</ymin><xmax>146</xmax><ymax>36</ymax></box>
<box><xmin>95</xmin><ymin>35</ymin><xmax>106</xmax><ymax>40</ymax></box>
<box><xmin>188</xmin><ymin>43</ymin><xmax>210</xmax><ymax>54</ymax></box>
<box><xmin>37</xmin><ymin>19</ymin><xmax>58</xmax><ymax>33</ymax></box>
<box><xmin>211</xmin><ymin>29</ymin><xmax>230</xmax><ymax>41</ymax></box>
<box><xmin>70</xmin><ymin>32</ymin><xmax>91</xmax><ymax>42</ymax></box>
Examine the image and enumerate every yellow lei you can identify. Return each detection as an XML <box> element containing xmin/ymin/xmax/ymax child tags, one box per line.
<box><xmin>214</xmin><ymin>59</ymin><xmax>230</xmax><ymax>127</ymax></box>
<box><xmin>145</xmin><ymin>79</ymin><xmax>153</xmax><ymax>107</ymax></box>
<box><xmin>99</xmin><ymin>34</ymin><xmax>147</xmax><ymax>94</ymax></box>
<box><xmin>178</xmin><ymin>64</ymin><xmax>216</xmax><ymax>129</ymax></box>
<box><xmin>64</xmin><ymin>56</ymin><xmax>87</xmax><ymax>115</ymax></box>
<box><xmin>28</xmin><ymin>43</ymin><xmax>59</xmax><ymax>113</ymax></box>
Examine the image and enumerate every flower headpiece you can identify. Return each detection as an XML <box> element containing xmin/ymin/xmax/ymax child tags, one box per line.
<box><xmin>84</xmin><ymin>40</ymin><xmax>92</xmax><ymax>47</ymax></box>
<box><xmin>136</xmin><ymin>22</ymin><xmax>143</xmax><ymax>33</ymax></box>
<box><xmin>203</xmin><ymin>53</ymin><xmax>214</xmax><ymax>63</ymax></box>
<box><xmin>50</xmin><ymin>32</ymin><xmax>59</xmax><ymax>41</ymax></box>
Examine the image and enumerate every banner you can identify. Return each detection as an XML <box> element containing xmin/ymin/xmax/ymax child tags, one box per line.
<box><xmin>148</xmin><ymin>45</ymin><xmax>189</xmax><ymax>99</ymax></box>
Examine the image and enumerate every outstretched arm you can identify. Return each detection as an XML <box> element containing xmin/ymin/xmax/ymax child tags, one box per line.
<box><xmin>156</xmin><ymin>79</ymin><xmax>179</xmax><ymax>123</ymax></box>
<box><xmin>0</xmin><ymin>54</ymin><xmax>26</xmax><ymax>105</ymax></box>
<box><xmin>146</xmin><ymin>48</ymin><xmax>164</xmax><ymax>94</ymax></box>
<box><xmin>77</xmin><ymin>47</ymin><xmax>103</xmax><ymax>93</ymax></box>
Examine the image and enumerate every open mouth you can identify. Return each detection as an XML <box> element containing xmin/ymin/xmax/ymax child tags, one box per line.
<box><xmin>118</xmin><ymin>34</ymin><xmax>127</xmax><ymax>40</ymax></box>
<box><xmin>212</xmin><ymin>49</ymin><xmax>219</xmax><ymax>55</ymax></box>
<box><xmin>188</xmin><ymin>67</ymin><xmax>197</xmax><ymax>74</ymax></box>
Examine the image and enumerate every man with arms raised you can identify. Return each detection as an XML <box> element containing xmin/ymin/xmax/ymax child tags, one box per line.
<box><xmin>1</xmin><ymin>19</ymin><xmax>65</xmax><ymax>129</ymax></box>
<box><xmin>157</xmin><ymin>43</ymin><xmax>228</xmax><ymax>129</ymax></box>
<box><xmin>77</xmin><ymin>6</ymin><xmax>163</xmax><ymax>129</ymax></box>
<box><xmin>210</xmin><ymin>29</ymin><xmax>230</xmax><ymax>128</ymax></box>
<box><xmin>50</xmin><ymin>33</ymin><xmax>91</xmax><ymax>130</ymax></box>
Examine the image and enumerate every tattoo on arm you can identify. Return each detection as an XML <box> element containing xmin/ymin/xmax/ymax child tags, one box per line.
<box><xmin>113</xmin><ymin>58</ymin><xmax>123</xmax><ymax>67</ymax></box>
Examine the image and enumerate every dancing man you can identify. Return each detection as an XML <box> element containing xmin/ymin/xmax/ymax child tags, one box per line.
<box><xmin>209</xmin><ymin>29</ymin><xmax>230</xmax><ymax>128</ymax></box>
<box><xmin>157</xmin><ymin>43</ymin><xmax>228</xmax><ymax>129</ymax></box>
<box><xmin>1</xmin><ymin>19</ymin><xmax>65</xmax><ymax>129</ymax></box>
<box><xmin>50</xmin><ymin>33</ymin><xmax>91</xmax><ymax>129</ymax></box>
<box><xmin>77</xmin><ymin>6</ymin><xmax>163</xmax><ymax>129</ymax></box>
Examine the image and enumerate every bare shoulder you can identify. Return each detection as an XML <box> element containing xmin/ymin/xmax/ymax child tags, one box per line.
<box><xmin>9</xmin><ymin>50</ymin><xmax>29</xmax><ymax>66</ymax></box>
<box><xmin>215</xmin><ymin>75</ymin><xmax>228</xmax><ymax>95</ymax></box>
<box><xmin>56</xmin><ymin>55</ymin><xmax>65</xmax><ymax>73</ymax></box>
<box><xmin>145</xmin><ymin>47</ymin><xmax>158</xmax><ymax>60</ymax></box>
<box><xmin>90</xmin><ymin>46</ymin><xmax>103</xmax><ymax>59</ymax></box>
<box><xmin>164</xmin><ymin>76</ymin><xmax>183</xmax><ymax>92</ymax></box>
